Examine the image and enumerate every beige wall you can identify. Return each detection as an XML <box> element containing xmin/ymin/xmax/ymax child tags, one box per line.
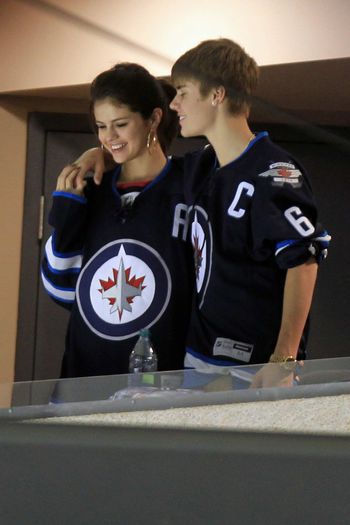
<box><xmin>1</xmin><ymin>0</ymin><xmax>349</xmax><ymax>93</ymax></box>
<box><xmin>0</xmin><ymin>100</ymin><xmax>27</xmax><ymax>402</ymax></box>
<box><xmin>0</xmin><ymin>95</ymin><xmax>88</xmax><ymax>403</ymax></box>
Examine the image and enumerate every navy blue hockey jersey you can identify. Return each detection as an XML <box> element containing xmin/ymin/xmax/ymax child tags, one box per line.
<box><xmin>183</xmin><ymin>132</ymin><xmax>330</xmax><ymax>369</ymax></box>
<box><xmin>41</xmin><ymin>158</ymin><xmax>194</xmax><ymax>378</ymax></box>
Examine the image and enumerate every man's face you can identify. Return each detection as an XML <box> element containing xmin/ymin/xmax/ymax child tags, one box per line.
<box><xmin>170</xmin><ymin>79</ymin><xmax>214</xmax><ymax>138</ymax></box>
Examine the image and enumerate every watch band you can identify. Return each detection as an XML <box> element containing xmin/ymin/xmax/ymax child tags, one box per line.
<box><xmin>269</xmin><ymin>353</ymin><xmax>297</xmax><ymax>372</ymax></box>
<box><xmin>269</xmin><ymin>354</ymin><xmax>296</xmax><ymax>363</ymax></box>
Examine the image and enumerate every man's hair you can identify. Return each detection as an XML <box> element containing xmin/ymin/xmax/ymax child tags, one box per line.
<box><xmin>171</xmin><ymin>38</ymin><xmax>259</xmax><ymax>115</ymax></box>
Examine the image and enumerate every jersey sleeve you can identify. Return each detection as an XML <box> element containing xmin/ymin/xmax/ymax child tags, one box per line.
<box><xmin>251</xmin><ymin>163</ymin><xmax>330</xmax><ymax>269</ymax></box>
<box><xmin>183</xmin><ymin>145</ymin><xmax>215</xmax><ymax>204</ymax></box>
<box><xmin>41</xmin><ymin>191</ymin><xmax>88</xmax><ymax>307</ymax></box>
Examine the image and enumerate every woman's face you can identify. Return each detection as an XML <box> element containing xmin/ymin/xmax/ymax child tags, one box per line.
<box><xmin>94</xmin><ymin>98</ymin><xmax>151</xmax><ymax>164</ymax></box>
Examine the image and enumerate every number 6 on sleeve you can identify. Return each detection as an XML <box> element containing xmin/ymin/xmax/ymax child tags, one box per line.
<box><xmin>284</xmin><ymin>206</ymin><xmax>315</xmax><ymax>237</ymax></box>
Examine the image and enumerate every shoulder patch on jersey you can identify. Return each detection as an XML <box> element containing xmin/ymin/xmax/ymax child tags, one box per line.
<box><xmin>258</xmin><ymin>162</ymin><xmax>303</xmax><ymax>188</ymax></box>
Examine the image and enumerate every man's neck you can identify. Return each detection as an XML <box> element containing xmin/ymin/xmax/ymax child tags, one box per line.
<box><xmin>206</xmin><ymin>113</ymin><xmax>255</xmax><ymax>168</ymax></box>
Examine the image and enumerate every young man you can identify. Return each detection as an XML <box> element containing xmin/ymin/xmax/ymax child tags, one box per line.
<box><xmin>169</xmin><ymin>39</ymin><xmax>329</xmax><ymax>387</ymax></box>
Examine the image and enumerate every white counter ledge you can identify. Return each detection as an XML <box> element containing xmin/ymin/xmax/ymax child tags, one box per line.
<box><xmin>32</xmin><ymin>393</ymin><xmax>350</xmax><ymax>435</ymax></box>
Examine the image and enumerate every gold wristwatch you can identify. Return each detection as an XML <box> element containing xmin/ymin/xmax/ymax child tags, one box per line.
<box><xmin>269</xmin><ymin>353</ymin><xmax>297</xmax><ymax>371</ymax></box>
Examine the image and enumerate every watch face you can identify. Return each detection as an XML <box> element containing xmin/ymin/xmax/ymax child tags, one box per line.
<box><xmin>281</xmin><ymin>359</ymin><xmax>297</xmax><ymax>372</ymax></box>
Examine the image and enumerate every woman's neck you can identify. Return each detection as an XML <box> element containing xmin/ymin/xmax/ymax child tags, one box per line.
<box><xmin>119</xmin><ymin>147</ymin><xmax>167</xmax><ymax>183</ymax></box>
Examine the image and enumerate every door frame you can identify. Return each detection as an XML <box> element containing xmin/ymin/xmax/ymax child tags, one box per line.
<box><xmin>15</xmin><ymin>112</ymin><xmax>93</xmax><ymax>381</ymax></box>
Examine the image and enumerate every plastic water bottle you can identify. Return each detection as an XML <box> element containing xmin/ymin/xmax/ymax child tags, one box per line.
<box><xmin>128</xmin><ymin>329</ymin><xmax>158</xmax><ymax>376</ymax></box>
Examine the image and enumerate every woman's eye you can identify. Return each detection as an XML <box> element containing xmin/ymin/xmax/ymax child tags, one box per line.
<box><xmin>116</xmin><ymin>123</ymin><xmax>127</xmax><ymax>128</ymax></box>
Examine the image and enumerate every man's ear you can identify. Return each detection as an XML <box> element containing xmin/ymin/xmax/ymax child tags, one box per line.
<box><xmin>211</xmin><ymin>85</ymin><xmax>226</xmax><ymax>106</ymax></box>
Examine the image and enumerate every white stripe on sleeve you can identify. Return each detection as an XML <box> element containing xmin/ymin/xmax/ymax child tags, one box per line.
<box><xmin>45</xmin><ymin>236</ymin><xmax>82</xmax><ymax>272</ymax></box>
<box><xmin>41</xmin><ymin>270</ymin><xmax>75</xmax><ymax>303</ymax></box>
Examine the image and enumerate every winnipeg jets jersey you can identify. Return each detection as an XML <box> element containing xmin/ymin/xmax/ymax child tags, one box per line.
<box><xmin>183</xmin><ymin>132</ymin><xmax>330</xmax><ymax>369</ymax></box>
<box><xmin>41</xmin><ymin>158</ymin><xmax>194</xmax><ymax>378</ymax></box>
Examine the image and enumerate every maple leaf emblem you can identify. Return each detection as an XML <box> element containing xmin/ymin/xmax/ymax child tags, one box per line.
<box><xmin>193</xmin><ymin>230</ymin><xmax>204</xmax><ymax>279</ymax></box>
<box><xmin>99</xmin><ymin>257</ymin><xmax>146</xmax><ymax>320</ymax></box>
<box><xmin>277</xmin><ymin>167</ymin><xmax>292</xmax><ymax>178</ymax></box>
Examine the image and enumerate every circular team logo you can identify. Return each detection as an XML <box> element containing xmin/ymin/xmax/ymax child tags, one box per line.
<box><xmin>190</xmin><ymin>206</ymin><xmax>212</xmax><ymax>307</ymax></box>
<box><xmin>76</xmin><ymin>239</ymin><xmax>171</xmax><ymax>340</ymax></box>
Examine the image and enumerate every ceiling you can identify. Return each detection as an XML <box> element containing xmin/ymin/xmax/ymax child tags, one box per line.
<box><xmin>4</xmin><ymin>56</ymin><xmax>349</xmax><ymax>127</ymax></box>
<box><xmin>252</xmin><ymin>57</ymin><xmax>350</xmax><ymax>126</ymax></box>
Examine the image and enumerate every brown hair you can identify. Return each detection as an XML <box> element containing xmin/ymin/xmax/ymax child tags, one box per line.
<box><xmin>90</xmin><ymin>63</ymin><xmax>179</xmax><ymax>153</ymax></box>
<box><xmin>171</xmin><ymin>38</ymin><xmax>259</xmax><ymax>115</ymax></box>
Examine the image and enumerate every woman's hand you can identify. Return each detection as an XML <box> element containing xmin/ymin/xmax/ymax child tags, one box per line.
<box><xmin>56</xmin><ymin>146</ymin><xmax>114</xmax><ymax>195</ymax></box>
<box><xmin>56</xmin><ymin>164</ymin><xmax>87</xmax><ymax>196</ymax></box>
<box><xmin>73</xmin><ymin>147</ymin><xmax>113</xmax><ymax>186</ymax></box>
<box><xmin>74</xmin><ymin>148</ymin><xmax>107</xmax><ymax>184</ymax></box>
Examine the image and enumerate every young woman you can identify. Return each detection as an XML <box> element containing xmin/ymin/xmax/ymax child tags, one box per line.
<box><xmin>41</xmin><ymin>63</ymin><xmax>194</xmax><ymax>378</ymax></box>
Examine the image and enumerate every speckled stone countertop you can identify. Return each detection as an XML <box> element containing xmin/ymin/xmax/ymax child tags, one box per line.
<box><xmin>36</xmin><ymin>394</ymin><xmax>350</xmax><ymax>435</ymax></box>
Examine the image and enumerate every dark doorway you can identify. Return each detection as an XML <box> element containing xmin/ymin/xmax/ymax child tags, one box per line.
<box><xmin>16</xmin><ymin>113</ymin><xmax>350</xmax><ymax>381</ymax></box>
<box><xmin>259</xmin><ymin>124</ymin><xmax>350</xmax><ymax>360</ymax></box>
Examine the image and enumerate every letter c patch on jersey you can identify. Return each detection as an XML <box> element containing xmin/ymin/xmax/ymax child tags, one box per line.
<box><xmin>227</xmin><ymin>181</ymin><xmax>255</xmax><ymax>219</ymax></box>
<box><xmin>76</xmin><ymin>239</ymin><xmax>171</xmax><ymax>340</ymax></box>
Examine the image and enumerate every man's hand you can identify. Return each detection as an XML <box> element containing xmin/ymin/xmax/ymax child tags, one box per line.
<box><xmin>250</xmin><ymin>362</ymin><xmax>296</xmax><ymax>389</ymax></box>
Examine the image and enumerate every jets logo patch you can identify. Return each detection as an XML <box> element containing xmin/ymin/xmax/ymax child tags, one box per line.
<box><xmin>76</xmin><ymin>240</ymin><xmax>171</xmax><ymax>340</ymax></box>
<box><xmin>98</xmin><ymin>250</ymin><xmax>147</xmax><ymax>321</ymax></box>
<box><xmin>258</xmin><ymin>162</ymin><xmax>303</xmax><ymax>188</ymax></box>
<box><xmin>190</xmin><ymin>206</ymin><xmax>213</xmax><ymax>308</ymax></box>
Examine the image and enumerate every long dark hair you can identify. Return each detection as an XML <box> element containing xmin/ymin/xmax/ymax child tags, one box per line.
<box><xmin>90</xmin><ymin>63</ymin><xmax>179</xmax><ymax>153</ymax></box>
